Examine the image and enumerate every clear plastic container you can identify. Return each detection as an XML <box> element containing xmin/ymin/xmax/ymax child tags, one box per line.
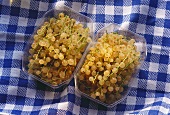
<box><xmin>22</xmin><ymin>5</ymin><xmax>93</xmax><ymax>89</ymax></box>
<box><xmin>74</xmin><ymin>23</ymin><xmax>147</xmax><ymax>107</ymax></box>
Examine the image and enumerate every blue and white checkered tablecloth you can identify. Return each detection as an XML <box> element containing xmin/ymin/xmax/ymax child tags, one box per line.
<box><xmin>0</xmin><ymin>0</ymin><xmax>170</xmax><ymax>115</ymax></box>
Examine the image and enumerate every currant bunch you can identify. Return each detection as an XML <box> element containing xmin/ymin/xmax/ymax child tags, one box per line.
<box><xmin>28</xmin><ymin>13</ymin><xmax>92</xmax><ymax>86</ymax></box>
<box><xmin>77</xmin><ymin>32</ymin><xmax>140</xmax><ymax>104</ymax></box>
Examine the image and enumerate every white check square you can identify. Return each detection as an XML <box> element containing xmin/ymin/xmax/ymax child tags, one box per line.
<box><xmin>146</xmin><ymin>80</ymin><xmax>157</xmax><ymax>90</ymax></box>
<box><xmin>4</xmin><ymin>104</ymin><xmax>15</xmax><ymax>110</ymax></box>
<box><xmin>12</xmin><ymin>51</ymin><xmax>23</xmax><ymax>60</ymax></box>
<box><xmin>151</xmin><ymin>45</ymin><xmax>161</xmax><ymax>54</ymax></box>
<box><xmin>140</xmin><ymin>5</ymin><xmax>149</xmax><ymax>15</ymax></box>
<box><xmin>136</xmin><ymin>23</ymin><xmax>146</xmax><ymax>34</ymax></box>
<box><xmin>72</xmin><ymin>2</ymin><xmax>82</xmax><ymax>12</ymax></box>
<box><xmin>156</xmin><ymin>9</ymin><xmax>166</xmax><ymax>19</ymax></box>
<box><xmin>18</xmin><ymin>17</ymin><xmax>28</xmax><ymax>26</ymax></box>
<box><xmin>45</xmin><ymin>91</ymin><xmax>55</xmax><ymax>100</ymax></box>
<box><xmin>39</xmin><ymin>2</ymin><xmax>48</xmax><ymax>11</ymax></box>
<box><xmin>88</xmin><ymin>109</ymin><xmax>98</xmax><ymax>115</ymax></box>
<box><xmin>123</xmin><ymin>6</ymin><xmax>132</xmax><ymax>15</ymax></box>
<box><xmin>0</xmin><ymin>15</ymin><xmax>10</xmax><ymax>24</ymax></box>
<box><xmin>41</xmin><ymin>105</ymin><xmax>51</xmax><ymax>110</ymax></box>
<box><xmin>165</xmin><ymin>82</ymin><xmax>170</xmax><ymax>92</ymax></box>
<box><xmin>58</xmin><ymin>102</ymin><xmax>68</xmax><ymax>110</ymax></box>
<box><xmin>159</xmin><ymin>106</ymin><xmax>169</xmax><ymax>115</ymax></box>
<box><xmin>73</xmin><ymin>105</ymin><xmax>80</xmax><ymax>115</ymax></box>
<box><xmin>23</xmin><ymin>106</ymin><xmax>33</xmax><ymax>111</ymax></box>
<box><xmin>149</xmin><ymin>62</ymin><xmax>159</xmax><ymax>72</ymax></box>
<box><xmin>105</xmin><ymin>6</ymin><xmax>114</xmax><ymax>15</ymax></box>
<box><xmin>26</xmin><ymin>88</ymin><xmax>36</xmax><ymax>98</ymax></box>
<box><xmin>145</xmin><ymin>98</ymin><xmax>155</xmax><ymax>105</ymax></box>
<box><xmin>88</xmin><ymin>4</ymin><xmax>96</xmax><ymax>14</ymax></box>
<box><xmin>8</xmin><ymin>86</ymin><xmax>18</xmax><ymax>95</ymax></box>
<box><xmin>154</xmin><ymin>27</ymin><xmax>164</xmax><ymax>36</ymax></box>
<box><xmin>10</xmin><ymin>68</ymin><xmax>20</xmax><ymax>77</ymax></box>
<box><xmin>126</xmin><ymin>96</ymin><xmax>136</xmax><ymax>105</ymax></box>
<box><xmin>21</xmin><ymin>0</ymin><xmax>30</xmax><ymax>9</ymax></box>
<box><xmin>0</xmin><ymin>50</ymin><xmax>5</xmax><ymax>59</ymax></box>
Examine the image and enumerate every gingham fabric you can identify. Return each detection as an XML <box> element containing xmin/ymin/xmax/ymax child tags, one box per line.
<box><xmin>0</xmin><ymin>0</ymin><xmax>170</xmax><ymax>115</ymax></box>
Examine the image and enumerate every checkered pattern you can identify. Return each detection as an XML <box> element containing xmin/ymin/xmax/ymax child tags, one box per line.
<box><xmin>0</xmin><ymin>0</ymin><xmax>170</xmax><ymax>115</ymax></box>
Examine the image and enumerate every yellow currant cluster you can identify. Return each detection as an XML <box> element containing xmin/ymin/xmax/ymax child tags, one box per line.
<box><xmin>77</xmin><ymin>32</ymin><xmax>140</xmax><ymax>104</ymax></box>
<box><xmin>28</xmin><ymin>13</ymin><xmax>91</xmax><ymax>86</ymax></box>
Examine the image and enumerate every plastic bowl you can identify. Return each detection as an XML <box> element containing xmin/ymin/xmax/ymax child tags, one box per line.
<box><xmin>74</xmin><ymin>23</ymin><xmax>147</xmax><ymax>107</ymax></box>
<box><xmin>22</xmin><ymin>5</ymin><xmax>93</xmax><ymax>89</ymax></box>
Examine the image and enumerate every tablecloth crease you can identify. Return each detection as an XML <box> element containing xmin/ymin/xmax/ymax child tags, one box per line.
<box><xmin>0</xmin><ymin>0</ymin><xmax>170</xmax><ymax>115</ymax></box>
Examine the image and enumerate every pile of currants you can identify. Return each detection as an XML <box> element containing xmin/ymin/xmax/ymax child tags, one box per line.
<box><xmin>27</xmin><ymin>13</ymin><xmax>91</xmax><ymax>86</ymax></box>
<box><xmin>77</xmin><ymin>32</ymin><xmax>140</xmax><ymax>104</ymax></box>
